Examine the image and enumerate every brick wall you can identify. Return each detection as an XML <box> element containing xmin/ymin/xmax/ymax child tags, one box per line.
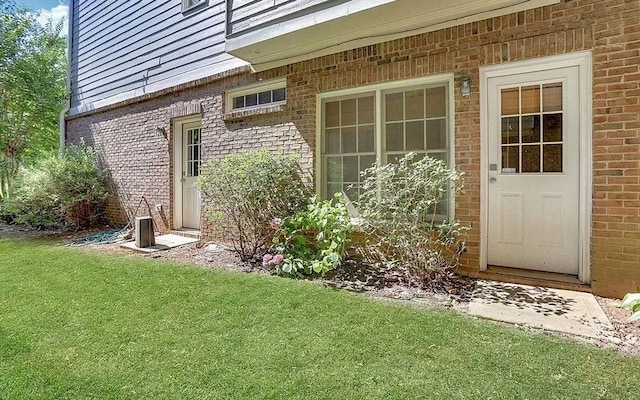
<box><xmin>67</xmin><ymin>0</ymin><xmax>640</xmax><ymax>297</ymax></box>
<box><xmin>66</xmin><ymin>69</ymin><xmax>313</xmax><ymax>239</ymax></box>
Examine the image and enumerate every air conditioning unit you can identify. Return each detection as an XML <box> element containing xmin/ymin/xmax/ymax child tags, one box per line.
<box><xmin>135</xmin><ymin>216</ymin><xmax>155</xmax><ymax>248</ymax></box>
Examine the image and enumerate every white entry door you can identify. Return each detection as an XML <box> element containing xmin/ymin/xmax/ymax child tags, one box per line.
<box><xmin>487</xmin><ymin>66</ymin><xmax>580</xmax><ymax>275</ymax></box>
<box><xmin>181</xmin><ymin>123</ymin><xmax>201</xmax><ymax>229</ymax></box>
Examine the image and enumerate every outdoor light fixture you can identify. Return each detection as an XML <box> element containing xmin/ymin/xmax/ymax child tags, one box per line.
<box><xmin>460</xmin><ymin>76</ymin><xmax>472</xmax><ymax>96</ymax></box>
<box><xmin>155</xmin><ymin>127</ymin><xmax>165</xmax><ymax>138</ymax></box>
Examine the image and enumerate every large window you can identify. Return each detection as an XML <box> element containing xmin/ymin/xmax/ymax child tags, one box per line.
<box><xmin>319</xmin><ymin>78</ymin><xmax>452</xmax><ymax>213</ymax></box>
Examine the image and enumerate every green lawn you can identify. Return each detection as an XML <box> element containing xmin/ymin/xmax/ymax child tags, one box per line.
<box><xmin>0</xmin><ymin>239</ymin><xmax>639</xmax><ymax>399</ymax></box>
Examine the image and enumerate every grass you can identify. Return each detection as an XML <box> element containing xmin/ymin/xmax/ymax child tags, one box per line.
<box><xmin>0</xmin><ymin>239</ymin><xmax>639</xmax><ymax>399</ymax></box>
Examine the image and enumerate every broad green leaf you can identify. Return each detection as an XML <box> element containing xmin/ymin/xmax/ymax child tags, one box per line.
<box><xmin>621</xmin><ymin>293</ymin><xmax>640</xmax><ymax>310</ymax></box>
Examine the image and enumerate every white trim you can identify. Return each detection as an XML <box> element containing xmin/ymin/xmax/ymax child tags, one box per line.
<box><xmin>182</xmin><ymin>0</ymin><xmax>207</xmax><ymax>12</ymax></box>
<box><xmin>59</xmin><ymin>0</ymin><xmax>74</xmax><ymax>152</ymax></box>
<box><xmin>447</xmin><ymin>77</ymin><xmax>457</xmax><ymax>219</ymax></box>
<box><xmin>224</xmin><ymin>78</ymin><xmax>287</xmax><ymax>113</ymax></box>
<box><xmin>69</xmin><ymin>58</ymin><xmax>248</xmax><ymax>116</ymax></box>
<box><xmin>479</xmin><ymin>51</ymin><xmax>593</xmax><ymax>283</ymax></box>
<box><xmin>315</xmin><ymin>73</ymin><xmax>456</xmax><ymax>218</ymax></box>
<box><xmin>316</xmin><ymin>74</ymin><xmax>454</xmax><ymax>102</ymax></box>
<box><xmin>173</xmin><ymin>117</ymin><xmax>202</xmax><ymax>230</ymax></box>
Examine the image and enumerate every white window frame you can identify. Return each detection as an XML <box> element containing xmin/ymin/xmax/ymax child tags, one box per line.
<box><xmin>225</xmin><ymin>78</ymin><xmax>287</xmax><ymax>113</ymax></box>
<box><xmin>315</xmin><ymin>73</ymin><xmax>456</xmax><ymax>219</ymax></box>
<box><xmin>182</xmin><ymin>0</ymin><xmax>207</xmax><ymax>12</ymax></box>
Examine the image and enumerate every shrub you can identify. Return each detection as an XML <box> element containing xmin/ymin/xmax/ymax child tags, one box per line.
<box><xmin>267</xmin><ymin>194</ymin><xmax>352</xmax><ymax>277</ymax></box>
<box><xmin>2</xmin><ymin>145</ymin><xmax>108</xmax><ymax>229</ymax></box>
<box><xmin>0</xmin><ymin>167</ymin><xmax>60</xmax><ymax>228</ymax></box>
<box><xmin>356</xmin><ymin>152</ymin><xmax>469</xmax><ymax>284</ymax></box>
<box><xmin>198</xmin><ymin>151</ymin><xmax>310</xmax><ymax>261</ymax></box>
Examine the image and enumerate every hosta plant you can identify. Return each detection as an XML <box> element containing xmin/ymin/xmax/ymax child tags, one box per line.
<box><xmin>621</xmin><ymin>293</ymin><xmax>640</xmax><ymax>321</ymax></box>
<box><xmin>268</xmin><ymin>193</ymin><xmax>352</xmax><ymax>277</ymax></box>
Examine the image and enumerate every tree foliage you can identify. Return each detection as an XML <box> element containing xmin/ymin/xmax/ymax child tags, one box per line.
<box><xmin>1</xmin><ymin>144</ymin><xmax>108</xmax><ymax>230</ymax></box>
<box><xmin>0</xmin><ymin>1</ymin><xmax>67</xmax><ymax>200</ymax></box>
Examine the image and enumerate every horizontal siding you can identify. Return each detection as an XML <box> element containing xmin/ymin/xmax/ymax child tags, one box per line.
<box><xmin>226</xmin><ymin>0</ymin><xmax>333</xmax><ymax>36</ymax></box>
<box><xmin>70</xmin><ymin>0</ymin><xmax>246</xmax><ymax>112</ymax></box>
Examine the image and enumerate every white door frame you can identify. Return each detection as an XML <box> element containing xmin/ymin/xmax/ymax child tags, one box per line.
<box><xmin>172</xmin><ymin>117</ymin><xmax>202</xmax><ymax>230</ymax></box>
<box><xmin>479</xmin><ymin>51</ymin><xmax>593</xmax><ymax>283</ymax></box>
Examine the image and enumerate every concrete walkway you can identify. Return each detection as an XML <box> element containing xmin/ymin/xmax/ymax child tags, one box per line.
<box><xmin>120</xmin><ymin>234</ymin><xmax>198</xmax><ymax>253</ymax></box>
<box><xmin>469</xmin><ymin>281</ymin><xmax>613</xmax><ymax>340</ymax></box>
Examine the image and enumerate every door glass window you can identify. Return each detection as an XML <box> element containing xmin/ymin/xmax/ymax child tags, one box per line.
<box><xmin>500</xmin><ymin>83</ymin><xmax>563</xmax><ymax>173</ymax></box>
<box><xmin>186</xmin><ymin>128</ymin><xmax>201</xmax><ymax>177</ymax></box>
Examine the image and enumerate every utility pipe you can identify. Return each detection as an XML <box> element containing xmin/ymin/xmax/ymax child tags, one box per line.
<box><xmin>59</xmin><ymin>0</ymin><xmax>74</xmax><ymax>153</ymax></box>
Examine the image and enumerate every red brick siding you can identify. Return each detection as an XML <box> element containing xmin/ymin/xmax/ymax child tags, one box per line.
<box><xmin>67</xmin><ymin>69</ymin><xmax>313</xmax><ymax>240</ymax></box>
<box><xmin>67</xmin><ymin>0</ymin><xmax>640</xmax><ymax>298</ymax></box>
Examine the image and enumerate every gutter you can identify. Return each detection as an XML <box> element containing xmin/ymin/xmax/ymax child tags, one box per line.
<box><xmin>59</xmin><ymin>0</ymin><xmax>74</xmax><ymax>153</ymax></box>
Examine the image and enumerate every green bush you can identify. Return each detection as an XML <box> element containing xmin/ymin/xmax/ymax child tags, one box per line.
<box><xmin>198</xmin><ymin>151</ymin><xmax>310</xmax><ymax>261</ymax></box>
<box><xmin>356</xmin><ymin>152</ymin><xmax>469</xmax><ymax>283</ymax></box>
<box><xmin>0</xmin><ymin>167</ymin><xmax>60</xmax><ymax>227</ymax></box>
<box><xmin>2</xmin><ymin>145</ymin><xmax>108</xmax><ymax>229</ymax></box>
<box><xmin>267</xmin><ymin>194</ymin><xmax>352</xmax><ymax>277</ymax></box>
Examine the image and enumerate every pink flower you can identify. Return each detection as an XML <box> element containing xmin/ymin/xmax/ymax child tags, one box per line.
<box><xmin>262</xmin><ymin>253</ymin><xmax>273</xmax><ymax>267</ymax></box>
<box><xmin>272</xmin><ymin>254</ymin><xmax>284</xmax><ymax>265</ymax></box>
<box><xmin>271</xmin><ymin>218</ymin><xmax>282</xmax><ymax>229</ymax></box>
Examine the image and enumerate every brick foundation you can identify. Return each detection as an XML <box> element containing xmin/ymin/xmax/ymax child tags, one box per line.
<box><xmin>66</xmin><ymin>0</ymin><xmax>640</xmax><ymax>298</ymax></box>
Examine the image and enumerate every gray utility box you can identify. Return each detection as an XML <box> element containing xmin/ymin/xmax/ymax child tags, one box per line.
<box><xmin>135</xmin><ymin>216</ymin><xmax>155</xmax><ymax>248</ymax></box>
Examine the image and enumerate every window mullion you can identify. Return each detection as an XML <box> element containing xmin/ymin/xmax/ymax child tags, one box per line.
<box><xmin>375</xmin><ymin>89</ymin><xmax>383</xmax><ymax>201</ymax></box>
<box><xmin>375</xmin><ymin>89</ymin><xmax>383</xmax><ymax>167</ymax></box>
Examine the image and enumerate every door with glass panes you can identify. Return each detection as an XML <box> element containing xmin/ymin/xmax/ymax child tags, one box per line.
<box><xmin>181</xmin><ymin>122</ymin><xmax>201</xmax><ymax>229</ymax></box>
<box><xmin>487</xmin><ymin>67</ymin><xmax>580</xmax><ymax>274</ymax></box>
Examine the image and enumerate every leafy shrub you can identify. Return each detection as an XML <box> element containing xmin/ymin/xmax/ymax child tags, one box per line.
<box><xmin>356</xmin><ymin>152</ymin><xmax>469</xmax><ymax>283</ymax></box>
<box><xmin>198</xmin><ymin>151</ymin><xmax>310</xmax><ymax>261</ymax></box>
<box><xmin>2</xmin><ymin>145</ymin><xmax>108</xmax><ymax>229</ymax></box>
<box><xmin>0</xmin><ymin>167</ymin><xmax>60</xmax><ymax>227</ymax></box>
<box><xmin>267</xmin><ymin>194</ymin><xmax>352</xmax><ymax>277</ymax></box>
<box><xmin>621</xmin><ymin>293</ymin><xmax>640</xmax><ymax>321</ymax></box>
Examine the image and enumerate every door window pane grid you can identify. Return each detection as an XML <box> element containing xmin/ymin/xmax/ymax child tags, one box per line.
<box><xmin>500</xmin><ymin>83</ymin><xmax>563</xmax><ymax>174</ymax></box>
<box><xmin>186</xmin><ymin>128</ymin><xmax>201</xmax><ymax>177</ymax></box>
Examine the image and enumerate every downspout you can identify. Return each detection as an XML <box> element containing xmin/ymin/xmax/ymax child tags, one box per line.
<box><xmin>59</xmin><ymin>0</ymin><xmax>74</xmax><ymax>153</ymax></box>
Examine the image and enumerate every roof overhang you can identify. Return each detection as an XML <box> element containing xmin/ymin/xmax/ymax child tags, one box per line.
<box><xmin>226</xmin><ymin>0</ymin><xmax>561</xmax><ymax>72</ymax></box>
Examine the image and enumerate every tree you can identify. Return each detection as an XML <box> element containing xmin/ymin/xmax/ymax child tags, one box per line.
<box><xmin>0</xmin><ymin>1</ymin><xmax>67</xmax><ymax>200</ymax></box>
